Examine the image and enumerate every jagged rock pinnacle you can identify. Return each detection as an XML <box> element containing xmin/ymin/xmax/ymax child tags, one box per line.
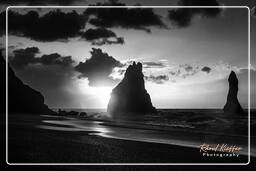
<box><xmin>223</xmin><ymin>71</ymin><xmax>244</xmax><ymax>114</ymax></box>
<box><xmin>107</xmin><ymin>62</ymin><xmax>156</xmax><ymax>115</ymax></box>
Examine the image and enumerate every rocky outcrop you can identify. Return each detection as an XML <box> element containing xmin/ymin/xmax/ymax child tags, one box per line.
<box><xmin>57</xmin><ymin>109</ymin><xmax>87</xmax><ymax>117</ymax></box>
<box><xmin>0</xmin><ymin>50</ymin><xmax>55</xmax><ymax>114</ymax></box>
<box><xmin>223</xmin><ymin>71</ymin><xmax>244</xmax><ymax>114</ymax></box>
<box><xmin>107</xmin><ymin>62</ymin><xmax>156</xmax><ymax>114</ymax></box>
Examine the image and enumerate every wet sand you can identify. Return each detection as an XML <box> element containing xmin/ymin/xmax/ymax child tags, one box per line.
<box><xmin>6</xmin><ymin>114</ymin><xmax>249</xmax><ymax>164</ymax></box>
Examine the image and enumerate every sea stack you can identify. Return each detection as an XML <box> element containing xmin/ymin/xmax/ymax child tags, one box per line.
<box><xmin>223</xmin><ymin>71</ymin><xmax>244</xmax><ymax>114</ymax></box>
<box><xmin>107</xmin><ymin>62</ymin><xmax>156</xmax><ymax>114</ymax></box>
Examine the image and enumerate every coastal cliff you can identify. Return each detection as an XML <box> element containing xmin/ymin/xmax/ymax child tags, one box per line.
<box><xmin>0</xmin><ymin>51</ymin><xmax>55</xmax><ymax>114</ymax></box>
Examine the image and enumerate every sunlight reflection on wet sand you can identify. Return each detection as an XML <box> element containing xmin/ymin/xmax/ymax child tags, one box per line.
<box><xmin>37</xmin><ymin>115</ymin><xmax>251</xmax><ymax>157</ymax></box>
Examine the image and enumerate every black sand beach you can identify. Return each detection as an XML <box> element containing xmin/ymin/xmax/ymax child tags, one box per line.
<box><xmin>6</xmin><ymin>114</ymin><xmax>249</xmax><ymax>164</ymax></box>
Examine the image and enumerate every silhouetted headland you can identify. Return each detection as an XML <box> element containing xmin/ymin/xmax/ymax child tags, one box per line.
<box><xmin>223</xmin><ymin>71</ymin><xmax>244</xmax><ymax>114</ymax></box>
<box><xmin>107</xmin><ymin>61</ymin><xmax>156</xmax><ymax>114</ymax></box>
<box><xmin>0</xmin><ymin>51</ymin><xmax>55</xmax><ymax>114</ymax></box>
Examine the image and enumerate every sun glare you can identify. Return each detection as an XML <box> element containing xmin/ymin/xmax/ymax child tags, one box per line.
<box><xmin>88</xmin><ymin>86</ymin><xmax>112</xmax><ymax>108</ymax></box>
<box><xmin>91</xmin><ymin>87</ymin><xmax>112</xmax><ymax>107</ymax></box>
<box><xmin>77</xmin><ymin>79</ymin><xmax>113</xmax><ymax>108</ymax></box>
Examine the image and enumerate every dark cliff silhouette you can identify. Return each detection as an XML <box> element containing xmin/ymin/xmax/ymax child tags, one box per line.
<box><xmin>107</xmin><ymin>62</ymin><xmax>156</xmax><ymax>114</ymax></box>
<box><xmin>0</xmin><ymin>52</ymin><xmax>5</xmax><ymax>113</ymax></box>
<box><xmin>0</xmin><ymin>51</ymin><xmax>55</xmax><ymax>114</ymax></box>
<box><xmin>223</xmin><ymin>71</ymin><xmax>244</xmax><ymax>114</ymax></box>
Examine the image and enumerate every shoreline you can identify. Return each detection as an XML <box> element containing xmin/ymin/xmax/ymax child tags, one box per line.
<box><xmin>5</xmin><ymin>113</ymin><xmax>252</xmax><ymax>163</ymax></box>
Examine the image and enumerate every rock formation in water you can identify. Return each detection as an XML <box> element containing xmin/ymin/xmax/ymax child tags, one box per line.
<box><xmin>107</xmin><ymin>62</ymin><xmax>157</xmax><ymax>114</ymax></box>
<box><xmin>0</xmin><ymin>50</ymin><xmax>55</xmax><ymax>114</ymax></box>
<box><xmin>223</xmin><ymin>71</ymin><xmax>244</xmax><ymax>114</ymax></box>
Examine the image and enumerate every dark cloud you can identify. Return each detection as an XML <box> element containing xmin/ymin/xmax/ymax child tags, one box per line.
<box><xmin>82</xmin><ymin>28</ymin><xmax>116</xmax><ymax>41</ymax></box>
<box><xmin>10</xmin><ymin>47</ymin><xmax>40</xmax><ymax>69</ymax></box>
<box><xmin>81</xmin><ymin>28</ymin><xmax>124</xmax><ymax>45</ymax></box>
<box><xmin>91</xmin><ymin>37</ymin><xmax>124</xmax><ymax>46</ymax></box>
<box><xmin>168</xmin><ymin>64</ymin><xmax>200</xmax><ymax>79</ymax></box>
<box><xmin>184</xmin><ymin>64</ymin><xmax>193</xmax><ymax>72</ymax></box>
<box><xmin>84</xmin><ymin>1</ymin><xmax>166</xmax><ymax>33</ymax></box>
<box><xmin>201</xmin><ymin>66</ymin><xmax>211</xmax><ymax>73</ymax></box>
<box><xmin>179</xmin><ymin>65</ymin><xmax>200</xmax><ymax>78</ymax></box>
<box><xmin>145</xmin><ymin>75</ymin><xmax>169</xmax><ymax>84</ymax></box>
<box><xmin>89</xmin><ymin>0</ymin><xmax>126</xmax><ymax>7</ymax></box>
<box><xmin>170</xmin><ymin>71</ymin><xmax>176</xmax><ymax>76</ymax></box>
<box><xmin>177</xmin><ymin>0</ymin><xmax>221</xmax><ymax>6</ymax></box>
<box><xmin>10</xmin><ymin>47</ymin><xmax>74</xmax><ymax>69</ymax></box>
<box><xmin>74</xmin><ymin>48</ymin><xmax>123</xmax><ymax>86</ymax></box>
<box><xmin>1</xmin><ymin>1</ymin><xmax>166</xmax><ymax>43</ymax></box>
<box><xmin>142</xmin><ymin>61</ymin><xmax>166</xmax><ymax>68</ymax></box>
<box><xmin>0</xmin><ymin>0</ymin><xmax>81</xmax><ymax>5</ymax></box>
<box><xmin>168</xmin><ymin>0</ymin><xmax>222</xmax><ymax>28</ymax></box>
<box><xmin>6</xmin><ymin>9</ymin><xmax>87</xmax><ymax>41</ymax></box>
<box><xmin>1</xmin><ymin>9</ymin><xmax>125</xmax><ymax>45</ymax></box>
<box><xmin>41</xmin><ymin>53</ymin><xmax>74</xmax><ymax>66</ymax></box>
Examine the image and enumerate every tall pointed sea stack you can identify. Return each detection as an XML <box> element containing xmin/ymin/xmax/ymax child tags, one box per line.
<box><xmin>107</xmin><ymin>62</ymin><xmax>156</xmax><ymax>114</ymax></box>
<box><xmin>223</xmin><ymin>71</ymin><xmax>244</xmax><ymax>114</ymax></box>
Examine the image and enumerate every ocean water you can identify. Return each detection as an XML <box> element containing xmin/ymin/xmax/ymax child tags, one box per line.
<box><xmin>52</xmin><ymin>108</ymin><xmax>252</xmax><ymax>135</ymax></box>
<box><xmin>40</xmin><ymin>108</ymin><xmax>255</xmax><ymax>156</ymax></box>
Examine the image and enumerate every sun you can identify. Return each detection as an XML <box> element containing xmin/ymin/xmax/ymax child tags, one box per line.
<box><xmin>87</xmin><ymin>86</ymin><xmax>113</xmax><ymax>108</ymax></box>
<box><xmin>77</xmin><ymin>79</ymin><xmax>113</xmax><ymax>108</ymax></box>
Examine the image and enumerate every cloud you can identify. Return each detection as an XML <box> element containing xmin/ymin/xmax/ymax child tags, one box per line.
<box><xmin>144</xmin><ymin>75</ymin><xmax>169</xmax><ymax>84</ymax></box>
<box><xmin>166</xmin><ymin>64</ymin><xmax>201</xmax><ymax>79</ymax></box>
<box><xmin>109</xmin><ymin>66</ymin><xmax>127</xmax><ymax>80</ymax></box>
<box><xmin>74</xmin><ymin>48</ymin><xmax>123</xmax><ymax>86</ymax></box>
<box><xmin>168</xmin><ymin>0</ymin><xmax>222</xmax><ymax>28</ymax></box>
<box><xmin>142</xmin><ymin>61</ymin><xmax>166</xmax><ymax>68</ymax></box>
<box><xmin>41</xmin><ymin>53</ymin><xmax>74</xmax><ymax>66</ymax></box>
<box><xmin>81</xmin><ymin>28</ymin><xmax>124</xmax><ymax>45</ymax></box>
<box><xmin>84</xmin><ymin>0</ymin><xmax>166</xmax><ymax>33</ymax></box>
<box><xmin>252</xmin><ymin>6</ymin><xmax>256</xmax><ymax>19</ymax></box>
<box><xmin>141</xmin><ymin>62</ymin><xmax>213</xmax><ymax>83</ymax></box>
<box><xmin>110</xmin><ymin>59</ymin><xmax>170</xmax><ymax>84</ymax></box>
<box><xmin>1</xmin><ymin>2</ymin><xmax>167</xmax><ymax>43</ymax></box>
<box><xmin>5</xmin><ymin>9</ymin><xmax>87</xmax><ymax>41</ymax></box>
<box><xmin>10</xmin><ymin>47</ymin><xmax>40</xmax><ymax>69</ymax></box>
<box><xmin>111</xmin><ymin>61</ymin><xmax>208</xmax><ymax>84</ymax></box>
<box><xmin>0</xmin><ymin>0</ymin><xmax>82</xmax><ymax>5</ymax></box>
<box><xmin>201</xmin><ymin>66</ymin><xmax>211</xmax><ymax>73</ymax></box>
<box><xmin>10</xmin><ymin>47</ymin><xmax>74</xmax><ymax>69</ymax></box>
<box><xmin>91</xmin><ymin>37</ymin><xmax>124</xmax><ymax>46</ymax></box>
<box><xmin>82</xmin><ymin>28</ymin><xmax>117</xmax><ymax>40</ymax></box>
<box><xmin>184</xmin><ymin>64</ymin><xmax>193</xmax><ymax>72</ymax></box>
<box><xmin>178</xmin><ymin>64</ymin><xmax>199</xmax><ymax>78</ymax></box>
<box><xmin>177</xmin><ymin>0</ymin><xmax>221</xmax><ymax>6</ymax></box>
<box><xmin>88</xmin><ymin>0</ymin><xmax>126</xmax><ymax>7</ymax></box>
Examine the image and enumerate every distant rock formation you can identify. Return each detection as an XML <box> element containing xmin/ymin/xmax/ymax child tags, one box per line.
<box><xmin>57</xmin><ymin>109</ymin><xmax>87</xmax><ymax>117</ymax></box>
<box><xmin>223</xmin><ymin>71</ymin><xmax>244</xmax><ymax>114</ymax></box>
<box><xmin>0</xmin><ymin>50</ymin><xmax>55</xmax><ymax>114</ymax></box>
<box><xmin>107</xmin><ymin>62</ymin><xmax>157</xmax><ymax>114</ymax></box>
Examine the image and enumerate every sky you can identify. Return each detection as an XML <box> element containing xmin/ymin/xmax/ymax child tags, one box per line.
<box><xmin>0</xmin><ymin>0</ymin><xmax>255</xmax><ymax>109</ymax></box>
